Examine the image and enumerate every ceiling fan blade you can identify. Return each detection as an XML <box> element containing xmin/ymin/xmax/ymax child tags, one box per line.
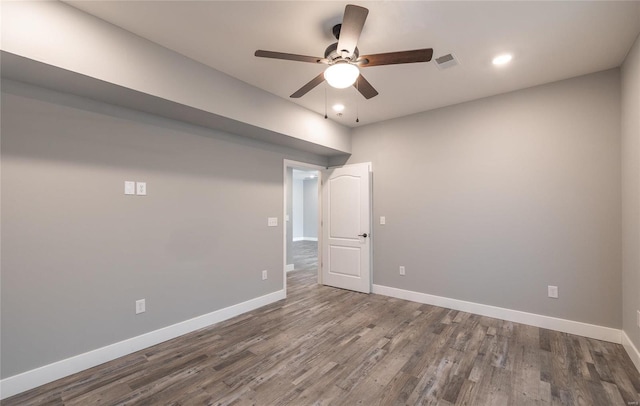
<box><xmin>358</xmin><ymin>49</ymin><xmax>434</xmax><ymax>67</ymax></box>
<box><xmin>290</xmin><ymin>73</ymin><xmax>326</xmax><ymax>98</ymax></box>
<box><xmin>255</xmin><ymin>50</ymin><xmax>328</xmax><ymax>64</ymax></box>
<box><xmin>354</xmin><ymin>74</ymin><xmax>378</xmax><ymax>99</ymax></box>
<box><xmin>337</xmin><ymin>5</ymin><xmax>369</xmax><ymax>58</ymax></box>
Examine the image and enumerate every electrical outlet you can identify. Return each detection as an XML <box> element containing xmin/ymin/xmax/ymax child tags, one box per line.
<box><xmin>136</xmin><ymin>182</ymin><xmax>147</xmax><ymax>196</ymax></box>
<box><xmin>262</xmin><ymin>270</ymin><xmax>268</xmax><ymax>280</ymax></box>
<box><xmin>399</xmin><ymin>266</ymin><xmax>405</xmax><ymax>276</ymax></box>
<box><xmin>267</xmin><ymin>217</ymin><xmax>278</xmax><ymax>227</ymax></box>
<box><xmin>547</xmin><ymin>285</ymin><xmax>558</xmax><ymax>299</ymax></box>
<box><xmin>135</xmin><ymin>299</ymin><xmax>146</xmax><ymax>314</ymax></box>
<box><xmin>637</xmin><ymin>310</ymin><xmax>640</xmax><ymax>328</ymax></box>
<box><xmin>380</xmin><ymin>216</ymin><xmax>386</xmax><ymax>225</ymax></box>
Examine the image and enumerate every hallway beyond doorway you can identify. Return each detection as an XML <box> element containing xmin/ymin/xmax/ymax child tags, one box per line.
<box><xmin>291</xmin><ymin>240</ymin><xmax>318</xmax><ymax>271</ymax></box>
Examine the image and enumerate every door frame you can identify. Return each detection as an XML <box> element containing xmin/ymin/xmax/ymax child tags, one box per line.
<box><xmin>283</xmin><ymin>160</ymin><xmax>325</xmax><ymax>295</ymax></box>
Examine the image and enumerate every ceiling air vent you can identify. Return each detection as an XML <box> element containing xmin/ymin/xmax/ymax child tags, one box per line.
<box><xmin>435</xmin><ymin>53</ymin><xmax>459</xmax><ymax>70</ymax></box>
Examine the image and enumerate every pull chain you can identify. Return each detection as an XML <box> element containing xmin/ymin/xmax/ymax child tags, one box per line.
<box><xmin>356</xmin><ymin>77</ymin><xmax>360</xmax><ymax>123</ymax></box>
<box><xmin>324</xmin><ymin>83</ymin><xmax>328</xmax><ymax>119</ymax></box>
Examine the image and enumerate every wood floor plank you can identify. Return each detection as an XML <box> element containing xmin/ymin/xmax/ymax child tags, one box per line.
<box><xmin>3</xmin><ymin>269</ymin><xmax>639</xmax><ymax>406</ymax></box>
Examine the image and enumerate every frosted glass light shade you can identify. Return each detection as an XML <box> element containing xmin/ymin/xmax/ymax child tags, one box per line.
<box><xmin>324</xmin><ymin>63</ymin><xmax>359</xmax><ymax>89</ymax></box>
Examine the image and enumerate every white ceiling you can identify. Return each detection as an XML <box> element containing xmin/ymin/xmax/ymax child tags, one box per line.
<box><xmin>66</xmin><ymin>1</ymin><xmax>640</xmax><ymax>128</ymax></box>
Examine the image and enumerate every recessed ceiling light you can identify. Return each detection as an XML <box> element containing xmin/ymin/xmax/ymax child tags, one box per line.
<box><xmin>492</xmin><ymin>54</ymin><xmax>512</xmax><ymax>66</ymax></box>
<box><xmin>332</xmin><ymin>103</ymin><xmax>345</xmax><ymax>112</ymax></box>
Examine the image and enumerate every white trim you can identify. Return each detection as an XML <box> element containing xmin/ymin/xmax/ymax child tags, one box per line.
<box><xmin>292</xmin><ymin>237</ymin><xmax>318</xmax><ymax>242</ymax></box>
<box><xmin>0</xmin><ymin>289</ymin><xmax>285</xmax><ymax>400</ymax></box>
<box><xmin>372</xmin><ymin>284</ymin><xmax>621</xmax><ymax>344</ymax></box>
<box><xmin>286</xmin><ymin>264</ymin><xmax>295</xmax><ymax>272</ymax></box>
<box><xmin>622</xmin><ymin>331</ymin><xmax>640</xmax><ymax>373</ymax></box>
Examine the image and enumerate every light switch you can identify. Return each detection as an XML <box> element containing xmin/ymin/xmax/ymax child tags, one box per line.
<box><xmin>136</xmin><ymin>182</ymin><xmax>147</xmax><ymax>196</ymax></box>
<box><xmin>135</xmin><ymin>299</ymin><xmax>146</xmax><ymax>314</ymax></box>
<box><xmin>124</xmin><ymin>181</ymin><xmax>135</xmax><ymax>195</ymax></box>
<box><xmin>268</xmin><ymin>217</ymin><xmax>278</xmax><ymax>227</ymax></box>
<box><xmin>380</xmin><ymin>216</ymin><xmax>386</xmax><ymax>225</ymax></box>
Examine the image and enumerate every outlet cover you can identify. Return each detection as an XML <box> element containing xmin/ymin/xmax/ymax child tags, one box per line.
<box><xmin>399</xmin><ymin>266</ymin><xmax>406</xmax><ymax>276</ymax></box>
<box><xmin>135</xmin><ymin>299</ymin><xmax>146</xmax><ymax>314</ymax></box>
<box><xmin>548</xmin><ymin>286</ymin><xmax>558</xmax><ymax>299</ymax></box>
<box><xmin>136</xmin><ymin>182</ymin><xmax>147</xmax><ymax>196</ymax></box>
<box><xmin>380</xmin><ymin>216</ymin><xmax>386</xmax><ymax>225</ymax></box>
<box><xmin>637</xmin><ymin>310</ymin><xmax>640</xmax><ymax>328</ymax></box>
<box><xmin>124</xmin><ymin>181</ymin><xmax>135</xmax><ymax>195</ymax></box>
<box><xmin>262</xmin><ymin>270</ymin><xmax>268</xmax><ymax>280</ymax></box>
<box><xmin>267</xmin><ymin>217</ymin><xmax>278</xmax><ymax>227</ymax></box>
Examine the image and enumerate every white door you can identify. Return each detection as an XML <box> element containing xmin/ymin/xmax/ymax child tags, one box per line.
<box><xmin>321</xmin><ymin>163</ymin><xmax>371</xmax><ymax>293</ymax></box>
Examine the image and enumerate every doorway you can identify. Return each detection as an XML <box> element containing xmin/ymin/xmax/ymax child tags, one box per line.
<box><xmin>290</xmin><ymin>168</ymin><xmax>320</xmax><ymax>272</ymax></box>
<box><xmin>283</xmin><ymin>160</ymin><xmax>373</xmax><ymax>295</ymax></box>
<box><xmin>283</xmin><ymin>160</ymin><xmax>324</xmax><ymax>293</ymax></box>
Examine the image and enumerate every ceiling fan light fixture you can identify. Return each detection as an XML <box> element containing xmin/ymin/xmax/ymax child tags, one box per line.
<box><xmin>324</xmin><ymin>63</ymin><xmax>359</xmax><ymax>89</ymax></box>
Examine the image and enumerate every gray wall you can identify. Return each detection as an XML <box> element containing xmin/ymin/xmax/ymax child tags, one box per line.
<box><xmin>291</xmin><ymin>176</ymin><xmax>319</xmax><ymax>240</ymax></box>
<box><xmin>293</xmin><ymin>179</ymin><xmax>304</xmax><ymax>239</ymax></box>
<box><xmin>622</xmin><ymin>33</ymin><xmax>640</xmax><ymax>351</ymax></box>
<box><xmin>347</xmin><ymin>69</ymin><xmax>622</xmax><ymax>328</ymax></box>
<box><xmin>286</xmin><ymin>167</ymin><xmax>294</xmax><ymax>266</ymax></box>
<box><xmin>0</xmin><ymin>80</ymin><xmax>327</xmax><ymax>378</ymax></box>
<box><xmin>1</xmin><ymin>1</ymin><xmax>352</xmax><ymax>155</ymax></box>
<box><xmin>303</xmin><ymin>178</ymin><xmax>318</xmax><ymax>239</ymax></box>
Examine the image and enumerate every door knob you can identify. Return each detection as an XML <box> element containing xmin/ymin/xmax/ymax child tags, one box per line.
<box><xmin>358</xmin><ymin>233</ymin><xmax>368</xmax><ymax>238</ymax></box>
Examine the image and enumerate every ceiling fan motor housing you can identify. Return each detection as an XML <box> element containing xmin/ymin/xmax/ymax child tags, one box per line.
<box><xmin>324</xmin><ymin>42</ymin><xmax>360</xmax><ymax>63</ymax></box>
<box><xmin>326</xmin><ymin>23</ymin><xmax>360</xmax><ymax>62</ymax></box>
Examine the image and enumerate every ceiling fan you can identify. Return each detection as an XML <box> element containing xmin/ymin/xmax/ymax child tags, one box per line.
<box><xmin>255</xmin><ymin>4</ymin><xmax>433</xmax><ymax>100</ymax></box>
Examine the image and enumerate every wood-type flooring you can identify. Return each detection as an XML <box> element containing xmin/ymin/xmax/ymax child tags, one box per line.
<box><xmin>291</xmin><ymin>240</ymin><xmax>318</xmax><ymax>271</ymax></box>
<box><xmin>4</xmin><ymin>270</ymin><xmax>640</xmax><ymax>405</ymax></box>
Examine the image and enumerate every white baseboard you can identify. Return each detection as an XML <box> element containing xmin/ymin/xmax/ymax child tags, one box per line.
<box><xmin>292</xmin><ymin>237</ymin><xmax>317</xmax><ymax>242</ymax></box>
<box><xmin>372</xmin><ymin>284</ymin><xmax>621</xmax><ymax>344</ymax></box>
<box><xmin>622</xmin><ymin>331</ymin><xmax>640</xmax><ymax>373</ymax></box>
<box><xmin>286</xmin><ymin>264</ymin><xmax>295</xmax><ymax>272</ymax></box>
<box><xmin>0</xmin><ymin>289</ymin><xmax>286</xmax><ymax>400</ymax></box>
